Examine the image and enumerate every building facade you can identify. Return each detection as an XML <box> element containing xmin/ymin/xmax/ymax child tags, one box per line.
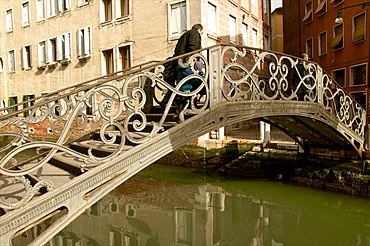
<box><xmin>271</xmin><ymin>6</ymin><xmax>283</xmax><ymax>52</ymax></box>
<box><xmin>0</xmin><ymin>0</ymin><xmax>271</xmax><ymax>112</ymax></box>
<box><xmin>283</xmin><ymin>0</ymin><xmax>370</xmax><ymax>123</ymax></box>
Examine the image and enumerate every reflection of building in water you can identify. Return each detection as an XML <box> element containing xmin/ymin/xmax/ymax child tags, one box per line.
<box><xmin>13</xmin><ymin>177</ymin><xmax>370</xmax><ymax>246</ymax></box>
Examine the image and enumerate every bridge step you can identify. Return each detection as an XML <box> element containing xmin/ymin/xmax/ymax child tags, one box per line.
<box><xmin>92</xmin><ymin>131</ymin><xmax>150</xmax><ymax>145</ymax></box>
<box><xmin>48</xmin><ymin>152</ymin><xmax>86</xmax><ymax>176</ymax></box>
<box><xmin>70</xmin><ymin>140</ymin><xmax>133</xmax><ymax>156</ymax></box>
<box><xmin>21</xmin><ymin>163</ymin><xmax>75</xmax><ymax>188</ymax></box>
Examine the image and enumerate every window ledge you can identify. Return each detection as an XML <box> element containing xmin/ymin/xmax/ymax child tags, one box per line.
<box><xmin>353</xmin><ymin>39</ymin><xmax>365</xmax><ymax>45</ymax></box>
<box><xmin>78</xmin><ymin>2</ymin><xmax>90</xmax><ymax>8</ymax></box>
<box><xmin>116</xmin><ymin>15</ymin><xmax>132</xmax><ymax>23</ymax></box>
<box><xmin>37</xmin><ymin>65</ymin><xmax>47</xmax><ymax>70</ymax></box>
<box><xmin>350</xmin><ymin>84</ymin><xmax>367</xmax><ymax>88</ymax></box>
<box><xmin>207</xmin><ymin>33</ymin><xmax>220</xmax><ymax>42</ymax></box>
<box><xmin>60</xmin><ymin>59</ymin><xmax>71</xmax><ymax>65</ymax></box>
<box><xmin>78</xmin><ymin>55</ymin><xmax>91</xmax><ymax>61</ymax></box>
<box><xmin>48</xmin><ymin>62</ymin><xmax>58</xmax><ymax>68</ymax></box>
<box><xmin>334</xmin><ymin>46</ymin><xmax>344</xmax><ymax>51</ymax></box>
<box><xmin>23</xmin><ymin>67</ymin><xmax>32</xmax><ymax>71</ymax></box>
<box><xmin>228</xmin><ymin>0</ymin><xmax>238</xmax><ymax>7</ymax></box>
<box><xmin>59</xmin><ymin>9</ymin><xmax>71</xmax><ymax>15</ymax></box>
<box><xmin>100</xmin><ymin>20</ymin><xmax>113</xmax><ymax>27</ymax></box>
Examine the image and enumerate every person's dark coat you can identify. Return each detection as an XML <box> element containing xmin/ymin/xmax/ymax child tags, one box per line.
<box><xmin>174</xmin><ymin>28</ymin><xmax>201</xmax><ymax>56</ymax></box>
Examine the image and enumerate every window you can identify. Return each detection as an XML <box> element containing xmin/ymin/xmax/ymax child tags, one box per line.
<box><xmin>23</xmin><ymin>94</ymin><xmax>35</xmax><ymax>117</ymax></box>
<box><xmin>6</xmin><ymin>8</ymin><xmax>14</xmax><ymax>32</ymax></box>
<box><xmin>77</xmin><ymin>27</ymin><xmax>91</xmax><ymax>58</ymax></box>
<box><xmin>57</xmin><ymin>33</ymin><xmax>71</xmax><ymax>61</ymax></box>
<box><xmin>22</xmin><ymin>45</ymin><xmax>32</xmax><ymax>69</ymax></box>
<box><xmin>58</xmin><ymin>0</ymin><xmax>70</xmax><ymax>12</ymax></box>
<box><xmin>100</xmin><ymin>0</ymin><xmax>130</xmax><ymax>23</ymax></box>
<box><xmin>47</xmin><ymin>37</ymin><xmax>58</xmax><ymax>63</ymax></box>
<box><xmin>330</xmin><ymin>24</ymin><xmax>343</xmax><ymax>50</ymax></box>
<box><xmin>330</xmin><ymin>0</ymin><xmax>343</xmax><ymax>6</ymax></box>
<box><xmin>169</xmin><ymin>1</ymin><xmax>187</xmax><ymax>38</ymax></box>
<box><xmin>38</xmin><ymin>41</ymin><xmax>47</xmax><ymax>65</ymax></box>
<box><xmin>229</xmin><ymin>15</ymin><xmax>237</xmax><ymax>44</ymax></box>
<box><xmin>78</xmin><ymin>0</ymin><xmax>90</xmax><ymax>6</ymax></box>
<box><xmin>0</xmin><ymin>58</ymin><xmax>3</xmax><ymax>72</ymax></box>
<box><xmin>8</xmin><ymin>50</ymin><xmax>16</xmax><ymax>72</ymax></box>
<box><xmin>118</xmin><ymin>45</ymin><xmax>131</xmax><ymax>71</ymax></box>
<box><xmin>264</xmin><ymin>35</ymin><xmax>270</xmax><ymax>50</ymax></box>
<box><xmin>9</xmin><ymin>96</ymin><xmax>18</xmax><ymax>113</ymax></box>
<box><xmin>302</xmin><ymin>1</ymin><xmax>313</xmax><ymax>23</ymax></box>
<box><xmin>117</xmin><ymin>0</ymin><xmax>129</xmax><ymax>18</ymax></box>
<box><xmin>22</xmin><ymin>2</ymin><xmax>31</xmax><ymax>26</ymax></box>
<box><xmin>315</xmin><ymin>0</ymin><xmax>327</xmax><ymax>16</ymax></box>
<box><xmin>37</xmin><ymin>0</ymin><xmax>46</xmax><ymax>21</ymax></box>
<box><xmin>109</xmin><ymin>227</ymin><xmax>139</xmax><ymax>246</ymax></box>
<box><xmin>47</xmin><ymin>0</ymin><xmax>58</xmax><ymax>17</ymax></box>
<box><xmin>318</xmin><ymin>31</ymin><xmax>327</xmax><ymax>56</ymax></box>
<box><xmin>207</xmin><ymin>2</ymin><xmax>217</xmax><ymax>36</ymax></box>
<box><xmin>251</xmin><ymin>0</ymin><xmax>258</xmax><ymax>15</ymax></box>
<box><xmin>351</xmin><ymin>92</ymin><xmax>367</xmax><ymax>110</ymax></box>
<box><xmin>353</xmin><ymin>12</ymin><xmax>366</xmax><ymax>44</ymax></box>
<box><xmin>332</xmin><ymin>68</ymin><xmax>345</xmax><ymax>87</ymax></box>
<box><xmin>102</xmin><ymin>49</ymin><xmax>114</xmax><ymax>75</ymax></box>
<box><xmin>242</xmin><ymin>23</ymin><xmax>248</xmax><ymax>46</ymax></box>
<box><xmin>77</xmin><ymin>91</ymin><xmax>95</xmax><ymax>115</ymax></box>
<box><xmin>306</xmin><ymin>38</ymin><xmax>313</xmax><ymax>59</ymax></box>
<box><xmin>252</xmin><ymin>29</ymin><xmax>258</xmax><ymax>48</ymax></box>
<box><xmin>102</xmin><ymin>0</ymin><xmax>113</xmax><ymax>22</ymax></box>
<box><xmin>175</xmin><ymin>209</ymin><xmax>194</xmax><ymax>246</ymax></box>
<box><xmin>86</xmin><ymin>201</ymin><xmax>102</xmax><ymax>216</ymax></box>
<box><xmin>351</xmin><ymin>63</ymin><xmax>367</xmax><ymax>86</ymax></box>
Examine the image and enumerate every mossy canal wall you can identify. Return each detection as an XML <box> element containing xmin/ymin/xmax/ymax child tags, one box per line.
<box><xmin>156</xmin><ymin>141</ymin><xmax>370</xmax><ymax>198</ymax></box>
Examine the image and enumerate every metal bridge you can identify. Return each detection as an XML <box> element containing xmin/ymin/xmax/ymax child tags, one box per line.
<box><xmin>0</xmin><ymin>44</ymin><xmax>366</xmax><ymax>245</ymax></box>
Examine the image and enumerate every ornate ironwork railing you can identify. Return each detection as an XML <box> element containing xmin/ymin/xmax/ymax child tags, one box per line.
<box><xmin>220</xmin><ymin>45</ymin><xmax>366</xmax><ymax>137</ymax></box>
<box><xmin>0</xmin><ymin>44</ymin><xmax>366</xmax><ymax>211</ymax></box>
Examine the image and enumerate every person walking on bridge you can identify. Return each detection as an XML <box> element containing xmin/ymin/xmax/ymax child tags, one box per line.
<box><xmin>161</xmin><ymin>24</ymin><xmax>203</xmax><ymax>122</ymax></box>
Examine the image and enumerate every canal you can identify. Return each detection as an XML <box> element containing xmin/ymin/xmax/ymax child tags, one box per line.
<box><xmin>15</xmin><ymin>163</ymin><xmax>370</xmax><ymax>246</ymax></box>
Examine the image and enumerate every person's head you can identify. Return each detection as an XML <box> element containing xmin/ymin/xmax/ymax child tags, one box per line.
<box><xmin>301</xmin><ymin>53</ymin><xmax>309</xmax><ymax>60</ymax></box>
<box><xmin>192</xmin><ymin>24</ymin><xmax>203</xmax><ymax>34</ymax></box>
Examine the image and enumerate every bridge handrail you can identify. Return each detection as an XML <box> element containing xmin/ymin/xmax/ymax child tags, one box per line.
<box><xmin>0</xmin><ymin>44</ymin><xmax>366</xmax><ymax>211</ymax></box>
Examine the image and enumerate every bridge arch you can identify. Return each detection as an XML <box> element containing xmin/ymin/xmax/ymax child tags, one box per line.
<box><xmin>165</xmin><ymin>100</ymin><xmax>364</xmax><ymax>158</ymax></box>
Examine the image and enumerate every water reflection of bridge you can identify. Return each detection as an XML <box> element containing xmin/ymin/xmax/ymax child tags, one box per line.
<box><xmin>13</xmin><ymin>165</ymin><xmax>370</xmax><ymax>246</ymax></box>
<box><xmin>0</xmin><ymin>44</ymin><xmax>366</xmax><ymax>245</ymax></box>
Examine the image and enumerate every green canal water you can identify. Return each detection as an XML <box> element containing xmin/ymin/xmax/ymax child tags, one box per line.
<box><xmin>19</xmin><ymin>164</ymin><xmax>370</xmax><ymax>246</ymax></box>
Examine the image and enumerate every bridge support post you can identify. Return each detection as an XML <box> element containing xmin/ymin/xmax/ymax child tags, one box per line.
<box><xmin>316</xmin><ymin>66</ymin><xmax>323</xmax><ymax>104</ymax></box>
<box><xmin>208</xmin><ymin>46</ymin><xmax>222</xmax><ymax>107</ymax></box>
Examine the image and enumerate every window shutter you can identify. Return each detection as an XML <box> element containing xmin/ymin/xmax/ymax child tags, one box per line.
<box><xmin>353</xmin><ymin>14</ymin><xmax>365</xmax><ymax>43</ymax></box>
<box><xmin>179</xmin><ymin>2</ymin><xmax>187</xmax><ymax>33</ymax></box>
<box><xmin>330</xmin><ymin>25</ymin><xmax>343</xmax><ymax>48</ymax></box>
<box><xmin>37</xmin><ymin>0</ymin><xmax>42</xmax><ymax>20</ymax></box>
<box><xmin>171</xmin><ymin>5</ymin><xmax>181</xmax><ymax>35</ymax></box>
<box><xmin>58</xmin><ymin>0</ymin><xmax>64</xmax><ymax>12</ymax></box>
<box><xmin>47</xmin><ymin>39</ymin><xmax>52</xmax><ymax>63</ymax></box>
<box><xmin>57</xmin><ymin>36</ymin><xmax>63</xmax><ymax>60</ymax></box>
<box><xmin>22</xmin><ymin>3</ymin><xmax>29</xmax><ymax>25</ymax></box>
<box><xmin>21</xmin><ymin>47</ymin><xmax>25</xmax><ymax>69</ymax></box>
<box><xmin>65</xmin><ymin>33</ymin><xmax>71</xmax><ymax>59</ymax></box>
<box><xmin>6</xmin><ymin>10</ymin><xmax>13</xmax><ymax>31</ymax></box>
<box><xmin>84</xmin><ymin>27</ymin><xmax>91</xmax><ymax>55</ymax></box>
<box><xmin>208</xmin><ymin>3</ymin><xmax>216</xmax><ymax>35</ymax></box>
<box><xmin>77</xmin><ymin>30</ymin><xmax>82</xmax><ymax>57</ymax></box>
